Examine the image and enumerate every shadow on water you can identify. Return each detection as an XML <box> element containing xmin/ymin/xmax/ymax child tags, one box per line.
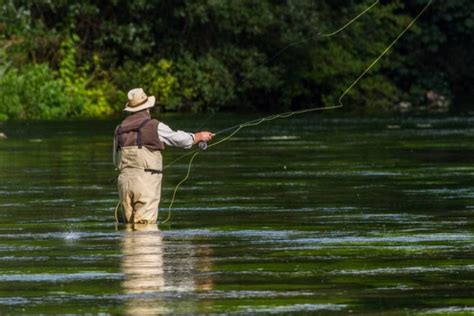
<box><xmin>0</xmin><ymin>115</ymin><xmax>473</xmax><ymax>314</ymax></box>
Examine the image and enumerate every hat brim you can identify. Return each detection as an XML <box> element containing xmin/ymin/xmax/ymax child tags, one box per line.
<box><xmin>123</xmin><ymin>96</ymin><xmax>156</xmax><ymax>112</ymax></box>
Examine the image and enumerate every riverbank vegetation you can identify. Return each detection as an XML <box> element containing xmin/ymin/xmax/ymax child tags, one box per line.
<box><xmin>0</xmin><ymin>0</ymin><xmax>472</xmax><ymax>119</ymax></box>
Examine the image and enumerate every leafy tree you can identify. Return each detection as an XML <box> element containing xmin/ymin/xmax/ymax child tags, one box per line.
<box><xmin>0</xmin><ymin>0</ymin><xmax>472</xmax><ymax>119</ymax></box>
<box><xmin>309</xmin><ymin>1</ymin><xmax>412</xmax><ymax>112</ymax></box>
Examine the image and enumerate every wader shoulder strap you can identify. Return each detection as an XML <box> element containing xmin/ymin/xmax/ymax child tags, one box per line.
<box><xmin>144</xmin><ymin>168</ymin><xmax>162</xmax><ymax>175</ymax></box>
<box><xmin>116</xmin><ymin>126</ymin><xmax>123</xmax><ymax>151</ymax></box>
<box><xmin>136</xmin><ymin>118</ymin><xmax>151</xmax><ymax>149</ymax></box>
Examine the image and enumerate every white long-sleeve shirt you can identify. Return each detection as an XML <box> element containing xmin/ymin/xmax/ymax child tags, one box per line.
<box><xmin>157</xmin><ymin>122</ymin><xmax>194</xmax><ymax>149</ymax></box>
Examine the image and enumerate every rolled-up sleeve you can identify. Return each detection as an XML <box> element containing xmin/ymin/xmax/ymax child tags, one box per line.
<box><xmin>158</xmin><ymin>122</ymin><xmax>194</xmax><ymax>149</ymax></box>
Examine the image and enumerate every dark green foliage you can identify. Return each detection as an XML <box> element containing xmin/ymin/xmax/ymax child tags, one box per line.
<box><xmin>0</xmin><ymin>0</ymin><xmax>471</xmax><ymax>119</ymax></box>
<box><xmin>397</xmin><ymin>0</ymin><xmax>474</xmax><ymax>110</ymax></box>
<box><xmin>309</xmin><ymin>1</ymin><xmax>410</xmax><ymax>112</ymax></box>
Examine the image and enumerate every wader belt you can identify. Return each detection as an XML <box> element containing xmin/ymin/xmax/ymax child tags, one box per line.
<box><xmin>144</xmin><ymin>168</ymin><xmax>162</xmax><ymax>175</ymax></box>
<box><xmin>117</xmin><ymin>118</ymin><xmax>151</xmax><ymax>150</ymax></box>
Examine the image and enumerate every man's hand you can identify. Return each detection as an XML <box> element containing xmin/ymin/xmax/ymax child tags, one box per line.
<box><xmin>193</xmin><ymin>131</ymin><xmax>214</xmax><ymax>144</ymax></box>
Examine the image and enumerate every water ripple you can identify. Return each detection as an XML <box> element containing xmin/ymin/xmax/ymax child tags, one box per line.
<box><xmin>241</xmin><ymin>303</ymin><xmax>347</xmax><ymax>313</ymax></box>
<box><xmin>0</xmin><ymin>272</ymin><xmax>123</xmax><ymax>282</ymax></box>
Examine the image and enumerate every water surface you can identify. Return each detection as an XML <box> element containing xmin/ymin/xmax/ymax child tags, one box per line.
<box><xmin>0</xmin><ymin>115</ymin><xmax>473</xmax><ymax>314</ymax></box>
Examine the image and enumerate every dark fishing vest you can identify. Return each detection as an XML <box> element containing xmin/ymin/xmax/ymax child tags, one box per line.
<box><xmin>114</xmin><ymin>111</ymin><xmax>165</xmax><ymax>152</ymax></box>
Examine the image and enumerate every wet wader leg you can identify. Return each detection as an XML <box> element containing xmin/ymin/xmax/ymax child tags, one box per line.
<box><xmin>131</xmin><ymin>172</ymin><xmax>162</xmax><ymax>223</ymax></box>
<box><xmin>118</xmin><ymin>171</ymin><xmax>162</xmax><ymax>224</ymax></box>
<box><xmin>118</xmin><ymin>173</ymin><xmax>137</xmax><ymax>223</ymax></box>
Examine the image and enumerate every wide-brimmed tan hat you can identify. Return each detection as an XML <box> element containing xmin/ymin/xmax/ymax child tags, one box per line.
<box><xmin>123</xmin><ymin>88</ymin><xmax>156</xmax><ymax>112</ymax></box>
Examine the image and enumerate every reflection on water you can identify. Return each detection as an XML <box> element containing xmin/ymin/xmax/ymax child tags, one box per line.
<box><xmin>121</xmin><ymin>224</ymin><xmax>166</xmax><ymax>314</ymax></box>
<box><xmin>120</xmin><ymin>224</ymin><xmax>213</xmax><ymax>314</ymax></box>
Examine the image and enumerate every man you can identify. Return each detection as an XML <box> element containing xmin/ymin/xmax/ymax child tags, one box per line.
<box><xmin>114</xmin><ymin>88</ymin><xmax>213</xmax><ymax>223</ymax></box>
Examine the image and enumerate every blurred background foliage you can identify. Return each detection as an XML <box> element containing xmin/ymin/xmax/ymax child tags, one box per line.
<box><xmin>0</xmin><ymin>0</ymin><xmax>472</xmax><ymax>119</ymax></box>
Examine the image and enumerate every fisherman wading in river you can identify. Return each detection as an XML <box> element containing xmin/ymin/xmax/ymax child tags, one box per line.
<box><xmin>113</xmin><ymin>88</ymin><xmax>213</xmax><ymax>224</ymax></box>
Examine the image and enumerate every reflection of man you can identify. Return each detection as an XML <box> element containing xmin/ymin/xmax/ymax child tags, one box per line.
<box><xmin>120</xmin><ymin>224</ymin><xmax>166</xmax><ymax>314</ymax></box>
<box><xmin>121</xmin><ymin>224</ymin><xmax>164</xmax><ymax>293</ymax></box>
<box><xmin>113</xmin><ymin>88</ymin><xmax>213</xmax><ymax>224</ymax></box>
<box><xmin>120</xmin><ymin>224</ymin><xmax>214</xmax><ymax>314</ymax></box>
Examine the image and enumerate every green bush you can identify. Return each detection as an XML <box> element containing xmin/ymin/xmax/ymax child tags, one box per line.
<box><xmin>113</xmin><ymin>55</ymin><xmax>234</xmax><ymax>112</ymax></box>
<box><xmin>175</xmin><ymin>53</ymin><xmax>235</xmax><ymax>112</ymax></box>
<box><xmin>308</xmin><ymin>1</ymin><xmax>410</xmax><ymax>113</ymax></box>
<box><xmin>0</xmin><ymin>34</ymin><xmax>116</xmax><ymax>120</ymax></box>
<box><xmin>58</xmin><ymin>35</ymin><xmax>113</xmax><ymax>118</ymax></box>
<box><xmin>0</xmin><ymin>63</ymin><xmax>79</xmax><ymax>119</ymax></box>
<box><xmin>112</xmin><ymin>59</ymin><xmax>178</xmax><ymax>112</ymax></box>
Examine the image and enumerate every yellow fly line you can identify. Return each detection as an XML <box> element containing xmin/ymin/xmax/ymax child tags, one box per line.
<box><xmin>159</xmin><ymin>0</ymin><xmax>433</xmax><ymax>224</ymax></box>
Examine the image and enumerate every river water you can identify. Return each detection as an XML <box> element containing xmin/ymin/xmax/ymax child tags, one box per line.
<box><xmin>0</xmin><ymin>115</ymin><xmax>473</xmax><ymax>314</ymax></box>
